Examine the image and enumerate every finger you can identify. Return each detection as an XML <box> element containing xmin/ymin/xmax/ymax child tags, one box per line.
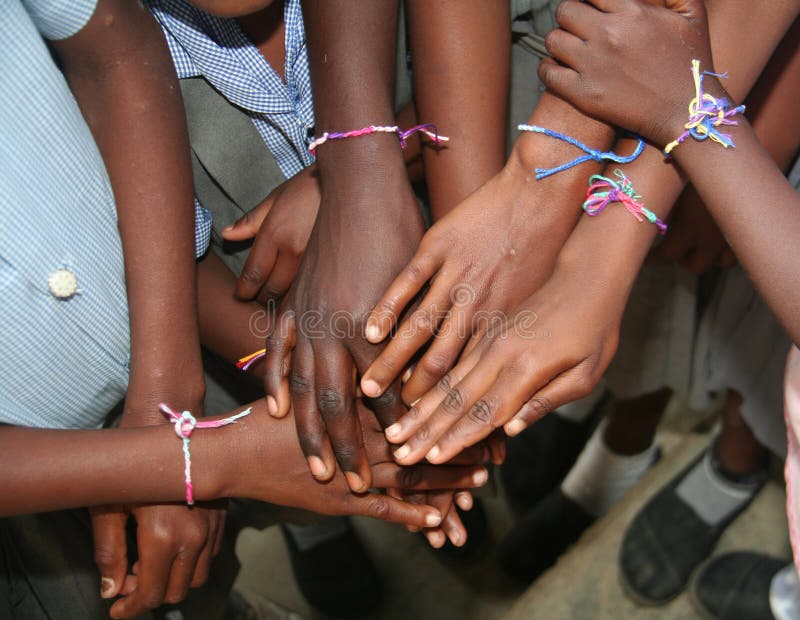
<box><xmin>536</xmin><ymin>57</ymin><xmax>582</xmax><ymax>101</ymax></box>
<box><xmin>221</xmin><ymin>196</ymin><xmax>273</xmax><ymax>241</ymax></box>
<box><xmin>264</xmin><ymin>310</ymin><xmax>296</xmax><ymax>417</ymax></box>
<box><xmin>190</xmin><ymin>537</ymin><xmax>214</xmax><ymax>588</ymax></box>
<box><xmin>582</xmin><ymin>0</ymin><xmax>625</xmax><ymax>11</ymax></box>
<box><xmin>440</xmin><ymin>505</ymin><xmax>467</xmax><ymax>547</ymax></box>
<box><xmin>555</xmin><ymin>0</ymin><xmax>603</xmax><ymax>39</ymax></box>
<box><xmin>455</xmin><ymin>491</ymin><xmax>473</xmax><ymax>511</ymax></box>
<box><xmin>163</xmin><ymin>545</ymin><xmax>203</xmax><ymax>605</ymax></box>
<box><xmin>364</xmin><ymin>252</ymin><xmax>439</xmax><ymax>343</ymax></box>
<box><xmin>717</xmin><ymin>246</ymin><xmax>736</xmax><ymax>269</ymax></box>
<box><xmin>292</xmin><ymin>336</ymin><xmax>336</xmax><ymax>481</ymax></box>
<box><xmin>361</xmin><ymin>289</ymin><xmax>452</xmax><ymax>397</ymax></box>
<box><xmin>90</xmin><ymin>507</ymin><xmax>129</xmax><ymax>600</ymax></box>
<box><xmin>235</xmin><ymin>234</ymin><xmax>278</xmax><ymax>301</ymax></box>
<box><xmin>314</xmin><ymin>343</ymin><xmax>371</xmax><ymax>492</ymax></box>
<box><xmin>211</xmin><ymin>505</ymin><xmax>227</xmax><ymax>558</ymax></box>
<box><xmin>371</xmin><ymin>463</ymin><xmax>489</xmax><ymax>491</ymax></box>
<box><xmin>681</xmin><ymin>247</ymin><xmax>717</xmax><ymax>276</ymax></box>
<box><xmin>425</xmin><ymin>529</ymin><xmax>447</xmax><ymax>548</ymax></box>
<box><xmin>393</xmin><ymin>358</ymin><xmax>504</xmax><ymax>465</ymax></box>
<box><xmin>487</xmin><ymin>429</ymin><xmax>507</xmax><ymax>465</ymax></box>
<box><xmin>505</xmin><ymin>365</ymin><xmax>597</xmax><ymax>436</ymax></box>
<box><xmin>110</xmin><ymin>534</ymin><xmax>175</xmax><ymax>619</ymax></box>
<box><xmin>385</xmin><ymin>351</ymin><xmax>481</xmax><ymax>447</ymax></box>
<box><xmin>363</xmin><ymin>381</ymin><xmax>410</xmax><ymax>429</ymax></box>
<box><xmin>345</xmin><ymin>493</ymin><xmax>442</xmax><ymax>529</ymax></box>
<box><xmin>257</xmin><ymin>252</ymin><xmax>301</xmax><ymax>303</ymax></box>
<box><xmin>447</xmin><ymin>441</ymin><xmax>492</xmax><ymax>466</ymax></box>
<box><xmin>400</xmin><ymin>308</ymin><xmax>472</xmax><ymax>406</ymax></box>
<box><xmin>543</xmin><ymin>28</ymin><xmax>588</xmax><ymax>69</ymax></box>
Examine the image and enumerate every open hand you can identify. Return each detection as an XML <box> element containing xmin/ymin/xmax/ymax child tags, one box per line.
<box><xmin>222</xmin><ymin>164</ymin><xmax>320</xmax><ymax>303</ymax></box>
<box><xmin>538</xmin><ymin>0</ymin><xmax>715</xmax><ymax>148</ymax></box>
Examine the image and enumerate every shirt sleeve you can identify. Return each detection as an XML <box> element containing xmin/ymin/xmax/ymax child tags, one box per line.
<box><xmin>21</xmin><ymin>0</ymin><xmax>98</xmax><ymax>40</ymax></box>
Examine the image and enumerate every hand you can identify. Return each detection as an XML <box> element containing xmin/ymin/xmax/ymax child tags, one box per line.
<box><xmin>263</xmin><ymin>148</ymin><xmax>426</xmax><ymax>492</ymax></box>
<box><xmin>538</xmin><ymin>0</ymin><xmax>715</xmax><ymax>148</ymax></box>
<box><xmin>90</xmin><ymin>502</ymin><xmax>226</xmax><ymax>620</ymax></box>
<box><xmin>384</xmin><ymin>253</ymin><xmax>624</xmax><ymax>466</ymax></box>
<box><xmin>647</xmin><ymin>185</ymin><xmax>735</xmax><ymax>274</ymax></box>
<box><xmin>222</xmin><ymin>164</ymin><xmax>321</xmax><ymax>303</ymax></box>
<box><xmin>227</xmin><ymin>399</ymin><xmax>491</xmax><ymax>530</ymax></box>
<box><xmin>360</xmin><ymin>161</ymin><xmax>565</xmax><ymax>406</ymax></box>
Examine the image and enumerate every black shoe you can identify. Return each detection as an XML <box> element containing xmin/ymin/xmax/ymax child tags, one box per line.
<box><xmin>434</xmin><ymin>499</ymin><xmax>491</xmax><ymax>562</ymax></box>
<box><xmin>500</xmin><ymin>393</ymin><xmax>607</xmax><ymax>511</ymax></box>
<box><xmin>281</xmin><ymin>520</ymin><xmax>381</xmax><ymax>618</ymax></box>
<box><xmin>619</xmin><ymin>445</ymin><xmax>768</xmax><ymax>606</ymax></box>
<box><xmin>497</xmin><ymin>489</ymin><xmax>595</xmax><ymax>582</ymax></box>
<box><xmin>691</xmin><ymin>552</ymin><xmax>786</xmax><ymax>620</ymax></box>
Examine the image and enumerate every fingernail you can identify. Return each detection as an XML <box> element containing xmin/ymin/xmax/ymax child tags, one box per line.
<box><xmin>506</xmin><ymin>418</ymin><xmax>526</xmax><ymax>436</ymax></box>
<box><xmin>222</xmin><ymin>224</ymin><xmax>233</xmax><ymax>233</ymax></box>
<box><xmin>430</xmin><ymin>531</ymin><xmax>446</xmax><ymax>547</ymax></box>
<box><xmin>394</xmin><ymin>445</ymin><xmax>410</xmax><ymax>461</ymax></box>
<box><xmin>409</xmin><ymin>398</ymin><xmax>420</xmax><ymax>408</ymax></box>
<box><xmin>450</xmin><ymin>531</ymin><xmax>463</xmax><ymax>546</ymax></box>
<box><xmin>402</xmin><ymin>367</ymin><xmax>413</xmax><ymax>383</ymax></box>
<box><xmin>472</xmin><ymin>468</ymin><xmax>489</xmax><ymax>486</ymax></box>
<box><xmin>425</xmin><ymin>513</ymin><xmax>442</xmax><ymax>527</ymax></box>
<box><xmin>100</xmin><ymin>577</ymin><xmax>115</xmax><ymax>598</ymax></box>
<box><xmin>426</xmin><ymin>445</ymin><xmax>440</xmax><ymax>462</ymax></box>
<box><xmin>307</xmin><ymin>456</ymin><xmax>328</xmax><ymax>479</ymax></box>
<box><xmin>385</xmin><ymin>423</ymin><xmax>402</xmax><ymax>440</ymax></box>
<box><xmin>365</xmin><ymin>324</ymin><xmax>381</xmax><ymax>342</ymax></box>
<box><xmin>267</xmin><ymin>395</ymin><xmax>278</xmax><ymax>416</ymax></box>
<box><xmin>456</xmin><ymin>492</ymin><xmax>473</xmax><ymax>511</ymax></box>
<box><xmin>361</xmin><ymin>378</ymin><xmax>381</xmax><ymax>397</ymax></box>
<box><xmin>345</xmin><ymin>472</ymin><xmax>367</xmax><ymax>493</ymax></box>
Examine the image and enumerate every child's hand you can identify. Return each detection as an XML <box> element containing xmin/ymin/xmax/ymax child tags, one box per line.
<box><xmin>231</xmin><ymin>399</ymin><xmax>490</xmax><ymax>531</ymax></box>
<box><xmin>538</xmin><ymin>0</ymin><xmax>715</xmax><ymax>148</ymax></box>
<box><xmin>222</xmin><ymin>164</ymin><xmax>320</xmax><ymax>303</ymax></box>
<box><xmin>384</xmin><ymin>253</ymin><xmax>624</xmax><ymax>466</ymax></box>
<box><xmin>359</xmin><ymin>162</ymin><xmax>561</xmax><ymax>406</ymax></box>
<box><xmin>90</xmin><ymin>502</ymin><xmax>226</xmax><ymax>620</ymax></box>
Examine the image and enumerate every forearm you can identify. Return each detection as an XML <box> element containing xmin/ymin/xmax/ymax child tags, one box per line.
<box><xmin>56</xmin><ymin>1</ymin><xmax>203</xmax><ymax>420</ymax></box>
<box><xmin>406</xmin><ymin>0</ymin><xmax>510</xmax><ymax>218</ymax></box>
<box><xmin>0</xmin><ymin>416</ymin><xmax>236</xmax><ymax>516</ymax></box>
<box><xmin>303</xmin><ymin>0</ymin><xmax>405</xmax><ymax>192</ymax></box>
<box><xmin>558</xmin><ymin>0</ymin><xmax>800</xmax><ymax>302</ymax></box>
<box><xmin>197</xmin><ymin>252</ymin><xmax>266</xmax><ymax>365</ymax></box>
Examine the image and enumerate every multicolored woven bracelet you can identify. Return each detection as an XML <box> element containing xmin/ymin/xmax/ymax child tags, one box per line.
<box><xmin>237</xmin><ymin>348</ymin><xmax>267</xmax><ymax>372</ymax></box>
<box><xmin>308</xmin><ymin>123</ymin><xmax>448</xmax><ymax>155</ymax></box>
<box><xmin>583</xmin><ymin>169</ymin><xmax>667</xmax><ymax>235</ymax></box>
<box><xmin>160</xmin><ymin>403</ymin><xmax>252</xmax><ymax>505</ymax></box>
<box><xmin>664</xmin><ymin>59</ymin><xmax>745</xmax><ymax>155</ymax></box>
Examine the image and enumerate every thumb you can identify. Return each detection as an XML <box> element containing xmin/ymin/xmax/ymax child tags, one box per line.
<box><xmin>643</xmin><ymin>0</ymin><xmax>704</xmax><ymax>17</ymax></box>
<box><xmin>221</xmin><ymin>194</ymin><xmax>275</xmax><ymax>241</ymax></box>
<box><xmin>90</xmin><ymin>506</ymin><xmax>130</xmax><ymax>599</ymax></box>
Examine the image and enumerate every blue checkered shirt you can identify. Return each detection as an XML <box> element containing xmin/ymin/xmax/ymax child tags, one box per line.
<box><xmin>146</xmin><ymin>0</ymin><xmax>315</xmax><ymax>181</ymax></box>
<box><xmin>1</xmin><ymin>0</ymin><xmax>131</xmax><ymax>429</ymax></box>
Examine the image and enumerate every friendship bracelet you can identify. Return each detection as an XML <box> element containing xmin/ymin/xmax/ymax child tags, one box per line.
<box><xmin>160</xmin><ymin>403</ymin><xmax>252</xmax><ymax>505</ymax></box>
<box><xmin>308</xmin><ymin>123</ymin><xmax>449</xmax><ymax>155</ymax></box>
<box><xmin>664</xmin><ymin>59</ymin><xmax>746</xmax><ymax>155</ymax></box>
<box><xmin>517</xmin><ymin>125</ymin><xmax>645</xmax><ymax>180</ymax></box>
<box><xmin>237</xmin><ymin>348</ymin><xmax>267</xmax><ymax>372</ymax></box>
<box><xmin>583</xmin><ymin>169</ymin><xmax>667</xmax><ymax>235</ymax></box>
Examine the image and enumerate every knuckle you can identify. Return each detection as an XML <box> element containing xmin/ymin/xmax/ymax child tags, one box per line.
<box><xmin>317</xmin><ymin>387</ymin><xmax>346</xmax><ymax>418</ymax></box>
<box><xmin>415</xmin><ymin>423</ymin><xmax>432</xmax><ymax>442</ymax></box>
<box><xmin>289</xmin><ymin>372</ymin><xmax>313</xmax><ymax>396</ymax></box>
<box><xmin>142</xmin><ymin>593</ymin><xmax>166</xmax><ymax>609</ymax></box>
<box><xmin>330</xmin><ymin>438</ymin><xmax>357</xmax><ymax>467</ymax></box>
<box><xmin>367</xmin><ymin>388</ymin><xmax>400</xmax><ymax>412</ymax></box>
<box><xmin>441</xmin><ymin>387</ymin><xmax>465</xmax><ymax>415</ymax></box>
<box><xmin>554</xmin><ymin>0</ymin><xmax>570</xmax><ymax>25</ymax></box>
<box><xmin>527</xmin><ymin>395</ymin><xmax>554</xmax><ymax>419</ymax></box>
<box><xmin>467</xmin><ymin>398</ymin><xmax>496</xmax><ymax>428</ymax></box>
<box><xmin>396</xmin><ymin>467</ymin><xmax>423</xmax><ymax>490</ymax></box>
<box><xmin>404</xmin><ymin>261</ymin><xmax>426</xmax><ymax>284</ymax></box>
<box><xmin>239</xmin><ymin>267</ymin><xmax>264</xmax><ymax>287</ymax></box>
<box><xmin>420</xmin><ymin>352</ymin><xmax>451</xmax><ymax>379</ymax></box>
<box><xmin>93</xmin><ymin>547</ymin><xmax>121</xmax><ymax>569</ymax></box>
<box><xmin>436</xmin><ymin>374</ymin><xmax>453</xmax><ymax>396</ymax></box>
<box><xmin>366</xmin><ymin>496</ymin><xmax>392</xmax><ymax>521</ymax></box>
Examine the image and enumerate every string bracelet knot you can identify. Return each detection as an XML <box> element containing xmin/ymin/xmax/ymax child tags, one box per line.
<box><xmin>517</xmin><ymin>125</ymin><xmax>645</xmax><ymax>180</ymax></box>
<box><xmin>583</xmin><ymin>169</ymin><xmax>667</xmax><ymax>235</ymax></box>
<box><xmin>664</xmin><ymin>59</ymin><xmax>745</xmax><ymax>155</ymax></box>
<box><xmin>160</xmin><ymin>403</ymin><xmax>253</xmax><ymax>505</ymax></box>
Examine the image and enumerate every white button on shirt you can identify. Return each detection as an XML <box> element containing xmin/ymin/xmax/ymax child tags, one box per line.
<box><xmin>48</xmin><ymin>268</ymin><xmax>78</xmax><ymax>299</ymax></box>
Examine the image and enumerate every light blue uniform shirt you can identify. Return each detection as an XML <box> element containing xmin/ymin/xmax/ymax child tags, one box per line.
<box><xmin>0</xmin><ymin>0</ymin><xmax>131</xmax><ymax>428</ymax></box>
